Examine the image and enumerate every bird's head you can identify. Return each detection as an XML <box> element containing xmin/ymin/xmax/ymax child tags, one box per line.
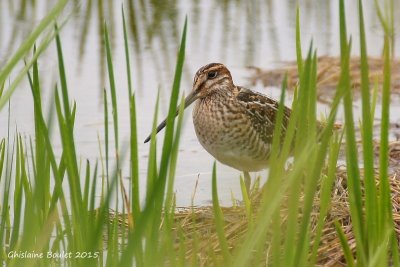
<box><xmin>189</xmin><ymin>63</ymin><xmax>234</xmax><ymax>100</ymax></box>
<box><xmin>144</xmin><ymin>63</ymin><xmax>233</xmax><ymax>143</ymax></box>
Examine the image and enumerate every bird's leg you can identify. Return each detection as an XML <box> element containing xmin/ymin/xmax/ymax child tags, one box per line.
<box><xmin>244</xmin><ymin>171</ymin><xmax>251</xmax><ymax>195</ymax></box>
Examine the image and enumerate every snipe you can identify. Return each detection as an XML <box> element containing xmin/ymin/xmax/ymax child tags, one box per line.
<box><xmin>144</xmin><ymin>63</ymin><xmax>292</xmax><ymax>192</ymax></box>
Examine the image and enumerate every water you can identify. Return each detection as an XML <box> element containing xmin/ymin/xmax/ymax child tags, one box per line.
<box><xmin>1</xmin><ymin>0</ymin><xmax>399</xmax><ymax>206</ymax></box>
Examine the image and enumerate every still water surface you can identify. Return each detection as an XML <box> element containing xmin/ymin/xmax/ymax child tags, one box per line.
<box><xmin>0</xmin><ymin>0</ymin><xmax>399</xmax><ymax>205</ymax></box>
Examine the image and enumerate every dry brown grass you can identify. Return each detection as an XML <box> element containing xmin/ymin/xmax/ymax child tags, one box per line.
<box><xmin>168</xmin><ymin>165</ymin><xmax>400</xmax><ymax>266</ymax></box>
<box><xmin>248</xmin><ymin>56</ymin><xmax>400</xmax><ymax>104</ymax></box>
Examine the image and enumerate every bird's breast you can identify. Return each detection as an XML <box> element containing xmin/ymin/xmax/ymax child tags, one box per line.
<box><xmin>192</xmin><ymin>99</ymin><xmax>271</xmax><ymax>172</ymax></box>
<box><xmin>193</xmin><ymin>99</ymin><xmax>243</xmax><ymax>145</ymax></box>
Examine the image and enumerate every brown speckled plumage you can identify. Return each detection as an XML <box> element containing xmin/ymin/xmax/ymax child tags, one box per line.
<box><xmin>190</xmin><ymin>63</ymin><xmax>291</xmax><ymax>173</ymax></box>
<box><xmin>144</xmin><ymin>63</ymin><xmax>294</xmax><ymax>191</ymax></box>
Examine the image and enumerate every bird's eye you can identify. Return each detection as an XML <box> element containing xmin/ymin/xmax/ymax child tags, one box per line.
<box><xmin>207</xmin><ymin>71</ymin><xmax>218</xmax><ymax>79</ymax></box>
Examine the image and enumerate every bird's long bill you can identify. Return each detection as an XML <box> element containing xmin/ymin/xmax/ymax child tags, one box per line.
<box><xmin>143</xmin><ymin>90</ymin><xmax>198</xmax><ymax>143</ymax></box>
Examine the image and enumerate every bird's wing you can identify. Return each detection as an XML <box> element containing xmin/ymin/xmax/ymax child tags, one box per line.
<box><xmin>235</xmin><ymin>86</ymin><xmax>291</xmax><ymax>144</ymax></box>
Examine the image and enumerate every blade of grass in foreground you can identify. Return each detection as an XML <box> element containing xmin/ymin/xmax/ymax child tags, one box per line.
<box><xmin>55</xmin><ymin>24</ymin><xmax>82</xmax><ymax>200</ymax></box>
<box><xmin>103</xmin><ymin>89</ymin><xmax>110</xmax><ymax>186</ymax></box>
<box><xmin>9</xmin><ymin>136</ymin><xmax>24</xmax><ymax>252</ymax></box>
<box><xmin>309</xmin><ymin>132</ymin><xmax>343</xmax><ymax>266</ymax></box>
<box><xmin>294</xmin><ymin>48</ymin><xmax>340</xmax><ymax>266</ymax></box>
<box><xmin>377</xmin><ymin>2</ymin><xmax>398</xmax><ymax>264</ymax></box>
<box><xmin>104</xmin><ymin>22</ymin><xmax>120</xmax><ymax>159</ymax></box>
<box><xmin>268</xmin><ymin>76</ymin><xmax>288</xmax><ymax>267</ymax></box>
<box><xmin>239</xmin><ymin>176</ymin><xmax>252</xmax><ymax>227</ymax></box>
<box><xmin>212</xmin><ymin>162</ymin><xmax>231</xmax><ymax>264</ymax></box>
<box><xmin>358</xmin><ymin>1</ymin><xmax>378</xmax><ymax>257</ymax></box>
<box><xmin>26</xmin><ymin>58</ymin><xmax>69</xmax><ymax>219</ymax></box>
<box><xmin>165</xmin><ymin>95</ymin><xmax>185</xmax><ymax>211</ymax></box>
<box><xmin>146</xmin><ymin>89</ymin><xmax>160</xmax><ymax>206</ymax></box>
<box><xmin>54</xmin><ymin>27</ymin><xmax>93</xmax><ymax>263</ymax></box>
<box><xmin>119</xmin><ymin>17</ymin><xmax>187</xmax><ymax>266</ymax></box>
<box><xmin>146</xmin><ymin>17</ymin><xmax>187</xmax><ymax>266</ymax></box>
<box><xmin>334</xmin><ymin>220</ymin><xmax>355</xmax><ymax>267</ymax></box>
<box><xmin>153</xmin><ymin>16</ymin><xmax>187</xmax><ymax>212</ymax></box>
<box><xmin>295</xmin><ymin>6</ymin><xmax>303</xmax><ymax>76</ymax></box>
<box><xmin>162</xmin><ymin>125</ymin><xmax>184</xmax><ymax>266</ymax></box>
<box><xmin>0</xmin><ymin>83</ymin><xmax>3</xmax><ymax>99</ymax></box>
<box><xmin>0</xmin><ymin>140</ymin><xmax>5</xmax><ymax>180</ymax></box>
<box><xmin>23</xmin><ymin>57</ymin><xmax>78</xmax><ymax>267</ymax></box>
<box><xmin>104</xmin><ymin>21</ymin><xmax>123</xmax><ymax>214</ymax></box>
<box><xmin>338</xmin><ymin>0</ymin><xmax>366</xmax><ymax>264</ymax></box>
<box><xmin>30</xmin><ymin>46</ymin><xmax>51</xmax><ymax>221</ymax></box>
<box><xmin>289</xmin><ymin>46</ymin><xmax>318</xmax><ymax>267</ymax></box>
<box><xmin>122</xmin><ymin>5</ymin><xmax>140</xmax><ymax>221</ymax></box>
<box><xmin>233</xmin><ymin>143</ymin><xmax>315</xmax><ymax>266</ymax></box>
<box><xmin>234</xmin><ymin>55</ymin><xmax>337</xmax><ymax>266</ymax></box>
<box><xmin>0</xmin><ymin>0</ymin><xmax>68</xmax><ymax>110</ymax></box>
<box><xmin>163</xmin><ymin>95</ymin><xmax>186</xmax><ymax>263</ymax></box>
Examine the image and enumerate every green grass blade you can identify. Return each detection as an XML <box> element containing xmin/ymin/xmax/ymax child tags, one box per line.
<box><xmin>270</xmin><ymin>75</ymin><xmax>287</xmax><ymax>164</ymax></box>
<box><xmin>338</xmin><ymin>0</ymin><xmax>348</xmax><ymax>57</ymax></box>
<box><xmin>358</xmin><ymin>1</ymin><xmax>377</xmax><ymax>256</ymax></box>
<box><xmin>104</xmin><ymin>21</ymin><xmax>121</xmax><ymax>210</ymax></box>
<box><xmin>0</xmin><ymin>140</ymin><xmax>5</xmax><ymax>181</ymax></box>
<box><xmin>368</xmin><ymin>230</ymin><xmax>391</xmax><ymax>267</ymax></box>
<box><xmin>26</xmin><ymin>65</ymin><xmax>66</xmax><ymax>218</ymax></box>
<box><xmin>31</xmin><ymin>47</ymin><xmax>52</xmax><ymax>219</ymax></box>
<box><xmin>122</xmin><ymin>6</ymin><xmax>133</xmax><ymax>98</ymax></box>
<box><xmin>0</xmin><ymin>83</ymin><xmax>3</xmax><ymax>99</ymax></box>
<box><xmin>334</xmin><ymin>221</ymin><xmax>355</xmax><ymax>267</ymax></box>
<box><xmin>295</xmin><ymin>5</ymin><xmax>303</xmax><ymax>74</ymax></box>
<box><xmin>338</xmin><ymin>1</ymin><xmax>367</xmax><ymax>264</ymax></box>
<box><xmin>147</xmin><ymin>17</ymin><xmax>187</xmax><ymax>266</ymax></box>
<box><xmin>308</xmin><ymin>51</ymin><xmax>317</xmax><ymax>132</ymax></box>
<box><xmin>122</xmin><ymin>4</ymin><xmax>140</xmax><ymax>220</ymax></box>
<box><xmin>379</xmin><ymin>28</ymin><xmax>397</xmax><ymax>266</ymax></box>
<box><xmin>165</xmin><ymin>95</ymin><xmax>185</xmax><ymax>210</ymax></box>
<box><xmin>104</xmin><ymin>22</ymin><xmax>120</xmax><ymax>154</ymax></box>
<box><xmin>295</xmin><ymin>51</ymin><xmax>340</xmax><ymax>266</ymax></box>
<box><xmin>0</xmin><ymin>0</ymin><xmax>68</xmax><ymax>100</ymax></box>
<box><xmin>89</xmin><ymin>161</ymin><xmax>99</xmax><ymax>212</ymax></box>
<box><xmin>239</xmin><ymin>176</ymin><xmax>252</xmax><ymax>227</ymax></box>
<box><xmin>270</xmin><ymin>210</ymin><xmax>282</xmax><ymax>267</ymax></box>
<box><xmin>232</xmin><ymin>144</ymin><xmax>313</xmax><ymax>267</ymax></box>
<box><xmin>54</xmin><ymin>25</ymin><xmax>83</xmax><ymax>212</ymax></box>
<box><xmin>83</xmin><ymin>160</ymin><xmax>91</xmax><ymax>211</ymax></box>
<box><xmin>9</xmin><ymin>136</ymin><xmax>24</xmax><ymax>251</ymax></box>
<box><xmin>370</xmin><ymin>81</ymin><xmax>379</xmax><ymax>120</ymax></box>
<box><xmin>268</xmin><ymin>80</ymin><xmax>300</xmax><ymax>267</ymax></box>
<box><xmin>154</xmin><ymin>16</ymin><xmax>187</xmax><ymax>206</ymax></box>
<box><xmin>283</xmin><ymin>46</ymin><xmax>318</xmax><ymax>267</ymax></box>
<box><xmin>374</xmin><ymin>0</ymin><xmax>393</xmax><ymax>36</ymax></box>
<box><xmin>120</xmin><ymin>18</ymin><xmax>187</xmax><ymax>266</ymax></box>
<box><xmin>294</xmin><ymin>44</ymin><xmax>313</xmax><ymax>155</ymax></box>
<box><xmin>103</xmin><ymin>88</ymin><xmax>109</xmax><ymax>184</ymax></box>
<box><xmin>129</xmin><ymin>93</ymin><xmax>140</xmax><ymax>217</ymax></box>
<box><xmin>88</xmin><ymin>147</ymin><xmax>128</xmax><ymax>254</ymax></box>
<box><xmin>309</xmin><ymin>132</ymin><xmax>343</xmax><ymax>265</ymax></box>
<box><xmin>0</xmin><ymin>22</ymin><xmax>61</xmax><ymax>111</ymax></box>
<box><xmin>391</xmin><ymin>230</ymin><xmax>400</xmax><ymax>267</ymax></box>
<box><xmin>145</xmin><ymin>90</ymin><xmax>160</xmax><ymax>206</ymax></box>
<box><xmin>211</xmin><ymin>162</ymin><xmax>231</xmax><ymax>263</ymax></box>
<box><xmin>0</xmin><ymin>138</ymin><xmax>15</xmax><ymax>265</ymax></box>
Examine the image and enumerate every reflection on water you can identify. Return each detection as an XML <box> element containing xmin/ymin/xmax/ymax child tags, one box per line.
<box><xmin>0</xmin><ymin>0</ymin><xmax>399</xmax><ymax>205</ymax></box>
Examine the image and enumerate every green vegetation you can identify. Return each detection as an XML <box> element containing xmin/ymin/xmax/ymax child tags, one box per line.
<box><xmin>0</xmin><ymin>1</ymin><xmax>398</xmax><ymax>266</ymax></box>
